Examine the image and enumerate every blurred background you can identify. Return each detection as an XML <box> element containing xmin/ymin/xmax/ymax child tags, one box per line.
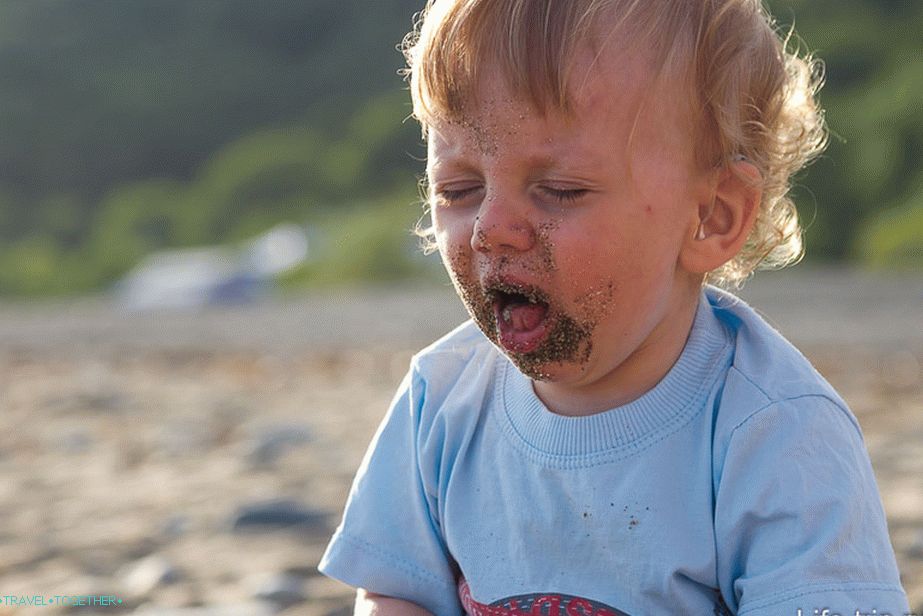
<box><xmin>0</xmin><ymin>0</ymin><xmax>919</xmax><ymax>298</ymax></box>
<box><xmin>0</xmin><ymin>1</ymin><xmax>919</xmax><ymax>615</ymax></box>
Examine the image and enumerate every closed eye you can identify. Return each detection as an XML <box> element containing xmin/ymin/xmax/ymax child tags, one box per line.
<box><xmin>434</xmin><ymin>186</ymin><xmax>482</xmax><ymax>205</ymax></box>
<box><xmin>538</xmin><ymin>186</ymin><xmax>590</xmax><ymax>204</ymax></box>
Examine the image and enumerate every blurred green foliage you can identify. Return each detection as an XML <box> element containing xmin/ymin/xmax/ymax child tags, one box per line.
<box><xmin>766</xmin><ymin>0</ymin><xmax>923</xmax><ymax>267</ymax></box>
<box><xmin>0</xmin><ymin>0</ymin><xmax>918</xmax><ymax>296</ymax></box>
<box><xmin>279</xmin><ymin>192</ymin><xmax>437</xmax><ymax>289</ymax></box>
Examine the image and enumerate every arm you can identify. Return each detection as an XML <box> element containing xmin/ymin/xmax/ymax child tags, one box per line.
<box><xmin>355</xmin><ymin>589</ymin><xmax>435</xmax><ymax>616</ymax></box>
<box><xmin>320</xmin><ymin>367</ymin><xmax>463</xmax><ymax>615</ymax></box>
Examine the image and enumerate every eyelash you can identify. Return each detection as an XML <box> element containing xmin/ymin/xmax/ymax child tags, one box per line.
<box><xmin>435</xmin><ymin>186</ymin><xmax>589</xmax><ymax>205</ymax></box>
<box><xmin>539</xmin><ymin>187</ymin><xmax>588</xmax><ymax>203</ymax></box>
<box><xmin>435</xmin><ymin>187</ymin><xmax>479</xmax><ymax>203</ymax></box>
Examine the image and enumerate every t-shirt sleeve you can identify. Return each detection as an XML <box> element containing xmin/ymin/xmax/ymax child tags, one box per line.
<box><xmin>318</xmin><ymin>367</ymin><xmax>462</xmax><ymax>616</ymax></box>
<box><xmin>714</xmin><ymin>395</ymin><xmax>910</xmax><ymax>616</ymax></box>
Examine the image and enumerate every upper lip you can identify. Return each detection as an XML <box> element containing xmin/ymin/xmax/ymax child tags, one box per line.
<box><xmin>482</xmin><ymin>274</ymin><xmax>550</xmax><ymax>306</ymax></box>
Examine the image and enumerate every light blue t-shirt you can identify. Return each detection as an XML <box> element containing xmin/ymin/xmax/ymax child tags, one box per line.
<box><xmin>320</xmin><ymin>287</ymin><xmax>909</xmax><ymax>616</ymax></box>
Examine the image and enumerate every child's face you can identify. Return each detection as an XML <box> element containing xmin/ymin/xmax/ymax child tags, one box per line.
<box><xmin>427</xmin><ymin>48</ymin><xmax>711</xmax><ymax>414</ymax></box>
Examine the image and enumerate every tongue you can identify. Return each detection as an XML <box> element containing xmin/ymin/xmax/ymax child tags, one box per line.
<box><xmin>503</xmin><ymin>302</ymin><xmax>547</xmax><ymax>332</ymax></box>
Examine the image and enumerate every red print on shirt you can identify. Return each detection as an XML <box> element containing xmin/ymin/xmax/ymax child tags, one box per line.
<box><xmin>458</xmin><ymin>578</ymin><xmax>631</xmax><ymax>616</ymax></box>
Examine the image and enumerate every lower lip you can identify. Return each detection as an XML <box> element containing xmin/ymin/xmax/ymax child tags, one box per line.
<box><xmin>493</xmin><ymin>303</ymin><xmax>551</xmax><ymax>354</ymax></box>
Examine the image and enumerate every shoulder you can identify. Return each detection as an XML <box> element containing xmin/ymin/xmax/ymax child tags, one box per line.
<box><xmin>410</xmin><ymin>320</ymin><xmax>499</xmax><ymax>389</ymax></box>
<box><xmin>705</xmin><ymin>286</ymin><xmax>859</xmax><ymax>439</ymax></box>
<box><xmin>413</xmin><ymin>319</ymin><xmax>496</xmax><ymax>367</ymax></box>
<box><xmin>402</xmin><ymin>320</ymin><xmax>502</xmax><ymax>433</ymax></box>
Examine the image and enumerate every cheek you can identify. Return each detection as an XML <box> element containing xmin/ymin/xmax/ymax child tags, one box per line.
<box><xmin>437</xmin><ymin>243</ymin><xmax>467</xmax><ymax>285</ymax></box>
<box><xmin>554</xmin><ymin>224</ymin><xmax>633</xmax><ymax>283</ymax></box>
<box><xmin>434</xmin><ymin>221</ymin><xmax>476</xmax><ymax>287</ymax></box>
<box><xmin>433</xmin><ymin>207</ymin><xmax>473</xmax><ymax>248</ymax></box>
<box><xmin>571</xmin><ymin>279</ymin><xmax>618</xmax><ymax>328</ymax></box>
<box><xmin>433</xmin><ymin>211</ymin><xmax>464</xmax><ymax>249</ymax></box>
<box><xmin>553</xmin><ymin>225</ymin><xmax>671</xmax><ymax>323</ymax></box>
<box><xmin>547</xmin><ymin>234</ymin><xmax>618</xmax><ymax>319</ymax></box>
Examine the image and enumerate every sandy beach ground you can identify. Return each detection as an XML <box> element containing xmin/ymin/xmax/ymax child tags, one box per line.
<box><xmin>0</xmin><ymin>267</ymin><xmax>921</xmax><ymax>615</ymax></box>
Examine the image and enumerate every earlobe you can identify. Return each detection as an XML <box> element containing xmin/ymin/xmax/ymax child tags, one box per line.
<box><xmin>680</xmin><ymin>160</ymin><xmax>762</xmax><ymax>274</ymax></box>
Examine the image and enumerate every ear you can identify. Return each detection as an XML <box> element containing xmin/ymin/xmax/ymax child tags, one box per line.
<box><xmin>679</xmin><ymin>160</ymin><xmax>762</xmax><ymax>275</ymax></box>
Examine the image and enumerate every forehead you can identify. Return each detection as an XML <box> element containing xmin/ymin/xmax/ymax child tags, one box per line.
<box><xmin>426</xmin><ymin>46</ymin><xmax>684</xmax><ymax>165</ymax></box>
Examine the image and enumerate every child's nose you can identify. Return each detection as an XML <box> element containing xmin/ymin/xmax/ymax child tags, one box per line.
<box><xmin>471</xmin><ymin>197</ymin><xmax>535</xmax><ymax>253</ymax></box>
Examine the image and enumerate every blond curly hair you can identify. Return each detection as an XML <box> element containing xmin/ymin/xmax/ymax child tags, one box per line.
<box><xmin>402</xmin><ymin>0</ymin><xmax>827</xmax><ymax>287</ymax></box>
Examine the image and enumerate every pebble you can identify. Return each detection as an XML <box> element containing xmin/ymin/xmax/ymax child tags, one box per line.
<box><xmin>230</xmin><ymin>499</ymin><xmax>326</xmax><ymax>533</ymax></box>
<box><xmin>249</xmin><ymin>572</ymin><xmax>308</xmax><ymax>607</ymax></box>
<box><xmin>246</xmin><ymin>424</ymin><xmax>313</xmax><ymax>469</ymax></box>
<box><xmin>60</xmin><ymin>431</ymin><xmax>94</xmax><ymax>454</ymax></box>
<box><xmin>159</xmin><ymin>420</ymin><xmax>216</xmax><ymax>458</ymax></box>
<box><xmin>43</xmin><ymin>390</ymin><xmax>130</xmax><ymax>415</ymax></box>
<box><xmin>120</xmin><ymin>555</ymin><xmax>183</xmax><ymax>599</ymax></box>
<box><xmin>161</xmin><ymin>515</ymin><xmax>192</xmax><ymax>540</ymax></box>
<box><xmin>907</xmin><ymin>530</ymin><xmax>923</xmax><ymax>560</ymax></box>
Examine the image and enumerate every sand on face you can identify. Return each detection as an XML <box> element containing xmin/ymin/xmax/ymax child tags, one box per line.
<box><xmin>0</xmin><ymin>267</ymin><xmax>920</xmax><ymax>613</ymax></box>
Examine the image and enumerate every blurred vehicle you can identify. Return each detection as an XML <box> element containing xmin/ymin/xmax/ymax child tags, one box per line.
<box><xmin>114</xmin><ymin>223</ymin><xmax>309</xmax><ymax>311</ymax></box>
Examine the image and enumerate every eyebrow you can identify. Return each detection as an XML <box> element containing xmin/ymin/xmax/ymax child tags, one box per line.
<box><xmin>427</xmin><ymin>121</ymin><xmax>608</xmax><ymax>175</ymax></box>
<box><xmin>426</xmin><ymin>157</ymin><xmax>480</xmax><ymax>178</ymax></box>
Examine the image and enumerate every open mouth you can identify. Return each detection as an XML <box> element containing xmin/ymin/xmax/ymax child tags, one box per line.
<box><xmin>489</xmin><ymin>284</ymin><xmax>551</xmax><ymax>354</ymax></box>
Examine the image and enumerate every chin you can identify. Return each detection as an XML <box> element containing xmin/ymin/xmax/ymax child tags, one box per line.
<box><xmin>505</xmin><ymin>345</ymin><xmax>593</xmax><ymax>384</ymax></box>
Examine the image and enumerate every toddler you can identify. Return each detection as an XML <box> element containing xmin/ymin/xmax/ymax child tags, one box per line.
<box><xmin>320</xmin><ymin>1</ymin><xmax>911</xmax><ymax>614</ymax></box>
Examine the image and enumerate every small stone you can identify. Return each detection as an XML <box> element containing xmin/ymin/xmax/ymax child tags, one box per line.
<box><xmin>249</xmin><ymin>572</ymin><xmax>307</xmax><ymax>607</ymax></box>
<box><xmin>280</xmin><ymin>565</ymin><xmax>317</xmax><ymax>579</ymax></box>
<box><xmin>42</xmin><ymin>390</ymin><xmax>131</xmax><ymax>415</ymax></box>
<box><xmin>230</xmin><ymin>499</ymin><xmax>326</xmax><ymax>533</ymax></box>
<box><xmin>159</xmin><ymin>420</ymin><xmax>215</xmax><ymax>458</ymax></box>
<box><xmin>161</xmin><ymin>515</ymin><xmax>191</xmax><ymax>540</ymax></box>
<box><xmin>907</xmin><ymin>530</ymin><xmax>923</xmax><ymax>560</ymax></box>
<box><xmin>80</xmin><ymin>391</ymin><xmax>129</xmax><ymax>413</ymax></box>
<box><xmin>246</xmin><ymin>424</ymin><xmax>313</xmax><ymax>469</ymax></box>
<box><xmin>121</xmin><ymin>555</ymin><xmax>183</xmax><ymax>599</ymax></box>
<box><xmin>60</xmin><ymin>431</ymin><xmax>94</xmax><ymax>454</ymax></box>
